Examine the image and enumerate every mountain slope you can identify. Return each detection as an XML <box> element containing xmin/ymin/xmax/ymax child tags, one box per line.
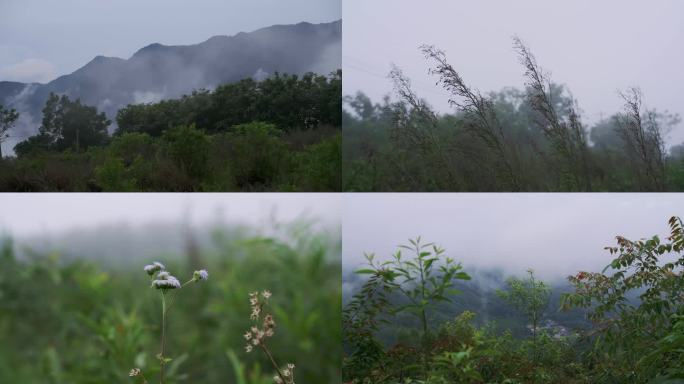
<box><xmin>0</xmin><ymin>19</ymin><xmax>341</xmax><ymax>153</ymax></box>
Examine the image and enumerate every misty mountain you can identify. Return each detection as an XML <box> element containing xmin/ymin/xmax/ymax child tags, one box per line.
<box><xmin>343</xmin><ymin>268</ymin><xmax>592</xmax><ymax>345</ymax></box>
<box><xmin>0</xmin><ymin>20</ymin><xmax>341</xmax><ymax>151</ymax></box>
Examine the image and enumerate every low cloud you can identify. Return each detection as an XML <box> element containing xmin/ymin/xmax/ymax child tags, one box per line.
<box><xmin>0</xmin><ymin>58</ymin><xmax>56</xmax><ymax>83</ymax></box>
<box><xmin>343</xmin><ymin>194</ymin><xmax>684</xmax><ymax>281</ymax></box>
<box><xmin>133</xmin><ymin>90</ymin><xmax>166</xmax><ymax>104</ymax></box>
<box><xmin>308</xmin><ymin>40</ymin><xmax>341</xmax><ymax>75</ymax></box>
<box><xmin>253</xmin><ymin>68</ymin><xmax>269</xmax><ymax>81</ymax></box>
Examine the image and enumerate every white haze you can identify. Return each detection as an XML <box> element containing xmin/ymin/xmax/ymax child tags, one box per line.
<box><xmin>343</xmin><ymin>0</ymin><xmax>684</xmax><ymax>145</ymax></box>
<box><xmin>3</xmin><ymin>84</ymin><xmax>40</xmax><ymax>151</ymax></box>
<box><xmin>0</xmin><ymin>193</ymin><xmax>341</xmax><ymax>239</ymax></box>
<box><xmin>343</xmin><ymin>193</ymin><xmax>684</xmax><ymax>281</ymax></box>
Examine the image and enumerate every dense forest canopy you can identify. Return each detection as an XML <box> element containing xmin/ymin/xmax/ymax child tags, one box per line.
<box><xmin>343</xmin><ymin>38</ymin><xmax>683</xmax><ymax>192</ymax></box>
<box><xmin>0</xmin><ymin>70</ymin><xmax>341</xmax><ymax>192</ymax></box>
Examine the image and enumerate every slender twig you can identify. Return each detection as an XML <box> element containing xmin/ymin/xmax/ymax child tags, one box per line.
<box><xmin>261</xmin><ymin>344</ymin><xmax>288</xmax><ymax>383</ymax></box>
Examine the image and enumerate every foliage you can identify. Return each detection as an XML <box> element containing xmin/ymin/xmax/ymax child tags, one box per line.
<box><xmin>115</xmin><ymin>71</ymin><xmax>341</xmax><ymax>136</ymax></box>
<box><xmin>39</xmin><ymin>92</ymin><xmax>111</xmax><ymax>151</ymax></box>
<box><xmin>343</xmin><ymin>39</ymin><xmax>682</xmax><ymax>192</ymax></box>
<box><xmin>561</xmin><ymin>216</ymin><xmax>684</xmax><ymax>382</ymax></box>
<box><xmin>615</xmin><ymin>87</ymin><xmax>672</xmax><ymax>191</ymax></box>
<box><xmin>497</xmin><ymin>269</ymin><xmax>551</xmax><ymax>363</ymax></box>
<box><xmin>344</xmin><ymin>218</ymin><xmax>684</xmax><ymax>383</ymax></box>
<box><xmin>349</xmin><ymin>238</ymin><xmax>472</xmax><ymax>379</ymax></box>
<box><xmin>2</xmin><ymin>72</ymin><xmax>341</xmax><ymax>191</ymax></box>
<box><xmin>0</xmin><ymin>224</ymin><xmax>341</xmax><ymax>383</ymax></box>
<box><xmin>161</xmin><ymin>124</ymin><xmax>211</xmax><ymax>180</ymax></box>
<box><xmin>0</xmin><ymin>103</ymin><xmax>19</xmax><ymax>158</ymax></box>
<box><xmin>342</xmin><ymin>259</ymin><xmax>395</xmax><ymax>380</ymax></box>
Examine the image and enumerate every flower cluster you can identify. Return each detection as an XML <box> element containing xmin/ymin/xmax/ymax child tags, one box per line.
<box><xmin>151</xmin><ymin>270</ymin><xmax>181</xmax><ymax>290</ymax></box>
<box><xmin>244</xmin><ymin>290</ymin><xmax>274</xmax><ymax>352</ymax></box>
<box><xmin>243</xmin><ymin>290</ymin><xmax>295</xmax><ymax>384</ymax></box>
<box><xmin>143</xmin><ymin>261</ymin><xmax>209</xmax><ymax>290</ymax></box>
<box><xmin>132</xmin><ymin>262</ymin><xmax>208</xmax><ymax>383</ymax></box>
<box><xmin>273</xmin><ymin>364</ymin><xmax>295</xmax><ymax>384</ymax></box>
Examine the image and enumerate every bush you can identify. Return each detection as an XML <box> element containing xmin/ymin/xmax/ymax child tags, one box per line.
<box><xmin>289</xmin><ymin>133</ymin><xmax>341</xmax><ymax>191</ymax></box>
<box><xmin>95</xmin><ymin>157</ymin><xmax>136</xmax><ymax>191</ymax></box>
<box><xmin>162</xmin><ymin>124</ymin><xmax>211</xmax><ymax>180</ymax></box>
<box><xmin>224</xmin><ymin>122</ymin><xmax>291</xmax><ymax>189</ymax></box>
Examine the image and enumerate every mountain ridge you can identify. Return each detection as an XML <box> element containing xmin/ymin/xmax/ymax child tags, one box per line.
<box><xmin>0</xmin><ymin>19</ymin><xmax>341</xmax><ymax>154</ymax></box>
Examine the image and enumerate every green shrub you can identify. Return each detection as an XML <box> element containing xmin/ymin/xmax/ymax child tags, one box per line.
<box><xmin>162</xmin><ymin>124</ymin><xmax>210</xmax><ymax>180</ymax></box>
<box><xmin>95</xmin><ymin>157</ymin><xmax>136</xmax><ymax>191</ymax></box>
<box><xmin>225</xmin><ymin>122</ymin><xmax>291</xmax><ymax>189</ymax></box>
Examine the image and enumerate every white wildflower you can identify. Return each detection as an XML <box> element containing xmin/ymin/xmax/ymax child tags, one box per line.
<box><xmin>152</xmin><ymin>274</ymin><xmax>181</xmax><ymax>290</ymax></box>
<box><xmin>143</xmin><ymin>261</ymin><xmax>165</xmax><ymax>276</ymax></box>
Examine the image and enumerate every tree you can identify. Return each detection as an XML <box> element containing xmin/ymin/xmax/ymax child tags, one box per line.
<box><xmin>561</xmin><ymin>216</ymin><xmax>684</xmax><ymax>381</ymax></box>
<box><xmin>162</xmin><ymin>124</ymin><xmax>210</xmax><ymax>180</ymax></box>
<box><xmin>421</xmin><ymin>44</ymin><xmax>522</xmax><ymax>191</ymax></box>
<box><xmin>388</xmin><ymin>65</ymin><xmax>462</xmax><ymax>190</ymax></box>
<box><xmin>496</xmin><ymin>268</ymin><xmax>550</xmax><ymax>365</ymax></box>
<box><xmin>342</xmin><ymin>261</ymin><xmax>395</xmax><ymax>381</ymax></box>
<box><xmin>355</xmin><ymin>237</ymin><xmax>471</xmax><ymax>377</ymax></box>
<box><xmin>39</xmin><ymin>92</ymin><xmax>110</xmax><ymax>151</ymax></box>
<box><xmin>513</xmin><ymin>37</ymin><xmax>592</xmax><ymax>191</ymax></box>
<box><xmin>0</xmin><ymin>104</ymin><xmax>19</xmax><ymax>158</ymax></box>
<box><xmin>345</xmin><ymin>92</ymin><xmax>376</xmax><ymax>121</ymax></box>
<box><xmin>616</xmin><ymin>87</ymin><xmax>668</xmax><ymax>191</ymax></box>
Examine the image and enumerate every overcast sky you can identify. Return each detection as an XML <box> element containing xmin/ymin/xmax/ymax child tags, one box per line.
<box><xmin>343</xmin><ymin>193</ymin><xmax>684</xmax><ymax>281</ymax></box>
<box><xmin>0</xmin><ymin>0</ymin><xmax>340</xmax><ymax>83</ymax></box>
<box><xmin>344</xmin><ymin>0</ymin><xmax>684</xmax><ymax>144</ymax></box>
<box><xmin>0</xmin><ymin>193</ymin><xmax>341</xmax><ymax>237</ymax></box>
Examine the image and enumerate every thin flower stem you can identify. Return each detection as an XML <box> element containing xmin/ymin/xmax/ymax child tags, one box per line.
<box><xmin>260</xmin><ymin>343</ymin><xmax>288</xmax><ymax>383</ymax></box>
<box><xmin>166</xmin><ymin>278</ymin><xmax>194</xmax><ymax>312</ymax></box>
<box><xmin>160</xmin><ymin>291</ymin><xmax>166</xmax><ymax>384</ymax></box>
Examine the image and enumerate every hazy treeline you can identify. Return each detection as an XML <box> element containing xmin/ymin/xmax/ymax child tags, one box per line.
<box><xmin>0</xmin><ymin>223</ymin><xmax>341</xmax><ymax>383</ymax></box>
<box><xmin>342</xmin><ymin>267</ymin><xmax>590</xmax><ymax>345</ymax></box>
<box><xmin>343</xmin><ymin>218</ymin><xmax>684</xmax><ymax>383</ymax></box>
<box><xmin>0</xmin><ymin>70</ymin><xmax>341</xmax><ymax>192</ymax></box>
<box><xmin>343</xmin><ymin>39</ymin><xmax>682</xmax><ymax>191</ymax></box>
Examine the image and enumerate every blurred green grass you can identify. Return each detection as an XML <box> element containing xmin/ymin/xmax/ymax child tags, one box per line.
<box><xmin>0</xmin><ymin>225</ymin><xmax>341</xmax><ymax>383</ymax></box>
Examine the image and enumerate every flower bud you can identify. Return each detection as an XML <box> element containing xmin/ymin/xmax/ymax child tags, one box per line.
<box><xmin>193</xmin><ymin>269</ymin><xmax>209</xmax><ymax>281</ymax></box>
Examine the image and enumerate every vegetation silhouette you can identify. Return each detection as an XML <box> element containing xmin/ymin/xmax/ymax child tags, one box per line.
<box><xmin>343</xmin><ymin>38</ymin><xmax>681</xmax><ymax>191</ymax></box>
